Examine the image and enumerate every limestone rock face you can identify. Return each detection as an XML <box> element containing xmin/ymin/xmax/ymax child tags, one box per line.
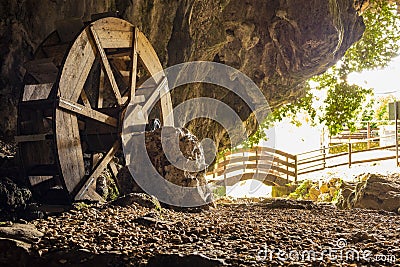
<box><xmin>0</xmin><ymin>0</ymin><xmax>364</xmax><ymax>151</ymax></box>
<box><xmin>337</xmin><ymin>174</ymin><xmax>400</xmax><ymax>213</ymax></box>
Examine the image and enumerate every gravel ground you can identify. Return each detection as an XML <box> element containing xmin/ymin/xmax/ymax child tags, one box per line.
<box><xmin>31</xmin><ymin>199</ymin><xmax>400</xmax><ymax>266</ymax></box>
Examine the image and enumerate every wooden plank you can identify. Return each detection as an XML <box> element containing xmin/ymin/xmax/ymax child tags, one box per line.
<box><xmin>55</xmin><ymin>110</ymin><xmax>86</xmax><ymax>194</ymax></box>
<box><xmin>258</xmin><ymin>164</ymin><xmax>296</xmax><ymax>177</ymax></box>
<box><xmin>325</xmin><ymin>152</ymin><xmax>349</xmax><ymax>161</ymax></box>
<box><xmin>137</xmin><ymin>31</ymin><xmax>163</xmax><ymax>77</ymax></box>
<box><xmin>297</xmin><ymin>156</ymin><xmax>325</xmax><ymax>166</ymax></box>
<box><xmin>130</xmin><ymin>27</ymin><xmax>139</xmax><ymax>103</ymax></box>
<box><xmin>136</xmin><ymin>30</ymin><xmax>175</xmax><ymax>125</ymax></box>
<box><xmin>75</xmin><ymin>140</ymin><xmax>120</xmax><ymax>200</ymax></box>
<box><xmin>160</xmin><ymin>83</ymin><xmax>174</xmax><ymax>126</ymax></box>
<box><xmin>108</xmin><ymin>160</ymin><xmax>120</xmax><ymax>191</ymax></box>
<box><xmin>91</xmin><ymin>18</ymin><xmax>133</xmax><ymax>48</ymax></box>
<box><xmin>297</xmin><ymin>162</ymin><xmax>325</xmax><ymax>172</ymax></box>
<box><xmin>58</xmin><ymin>97</ymin><xmax>118</xmax><ymax>127</ymax></box>
<box><xmin>58</xmin><ymin>28</ymin><xmax>96</xmax><ymax>101</ymax></box>
<box><xmin>210</xmin><ymin>173</ymin><xmax>288</xmax><ymax>187</ymax></box>
<box><xmin>29</xmin><ymin>175</ymin><xmax>53</xmax><ymax>187</ymax></box>
<box><xmin>352</xmin><ymin>156</ymin><xmax>396</xmax><ymax>165</ymax></box>
<box><xmin>27</xmin><ymin>164</ymin><xmax>58</xmax><ymax>176</ymax></box>
<box><xmin>298</xmin><ymin>167</ymin><xmax>326</xmax><ymax>176</ymax></box>
<box><xmin>15</xmin><ymin>133</ymin><xmax>51</xmax><ymax>143</ymax></box>
<box><xmin>98</xmin><ymin>69</ymin><xmax>105</xmax><ymax>108</ymax></box>
<box><xmin>80</xmin><ymin>89</ymin><xmax>91</xmax><ymax>107</ymax></box>
<box><xmin>351</xmin><ymin>144</ymin><xmax>398</xmax><ymax>154</ymax></box>
<box><xmin>90</xmin><ymin>26</ymin><xmax>123</xmax><ymax>106</ymax></box>
<box><xmin>215</xmin><ymin>163</ymin><xmax>295</xmax><ymax>177</ymax></box>
<box><xmin>24</xmin><ymin>58</ymin><xmax>59</xmax><ymax>83</ymax></box>
<box><xmin>142</xmin><ymin>77</ymin><xmax>167</xmax><ymax>115</ymax></box>
<box><xmin>22</xmin><ymin>83</ymin><xmax>53</xmax><ymax>101</ymax></box>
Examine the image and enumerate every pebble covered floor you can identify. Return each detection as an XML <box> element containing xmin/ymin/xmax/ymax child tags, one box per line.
<box><xmin>32</xmin><ymin>200</ymin><xmax>400</xmax><ymax>266</ymax></box>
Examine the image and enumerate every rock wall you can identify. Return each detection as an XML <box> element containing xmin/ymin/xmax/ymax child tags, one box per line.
<box><xmin>0</xmin><ymin>0</ymin><xmax>364</xmax><ymax>149</ymax></box>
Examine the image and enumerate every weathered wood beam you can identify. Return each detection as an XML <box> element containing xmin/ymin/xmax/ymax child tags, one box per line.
<box><xmin>58</xmin><ymin>97</ymin><xmax>118</xmax><ymax>127</ymax></box>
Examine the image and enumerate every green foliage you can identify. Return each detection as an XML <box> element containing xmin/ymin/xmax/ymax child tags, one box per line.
<box><xmin>321</xmin><ymin>83</ymin><xmax>372</xmax><ymax>135</ymax></box>
<box><xmin>340</xmin><ymin>0</ymin><xmax>400</xmax><ymax>74</ymax></box>
<box><xmin>374</xmin><ymin>95</ymin><xmax>397</xmax><ymax>122</ymax></box>
<box><xmin>288</xmin><ymin>180</ymin><xmax>312</xmax><ymax>200</ymax></box>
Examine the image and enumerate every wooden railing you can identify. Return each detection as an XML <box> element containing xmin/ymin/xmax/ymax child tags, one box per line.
<box><xmin>296</xmin><ymin>139</ymin><xmax>397</xmax><ymax>175</ymax></box>
<box><xmin>207</xmin><ymin>135</ymin><xmax>399</xmax><ymax>186</ymax></box>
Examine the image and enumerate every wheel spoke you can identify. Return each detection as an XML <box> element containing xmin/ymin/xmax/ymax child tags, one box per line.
<box><xmin>58</xmin><ymin>97</ymin><xmax>118</xmax><ymax>127</ymax></box>
<box><xmin>80</xmin><ymin>89</ymin><xmax>91</xmax><ymax>107</ymax></box>
<box><xmin>129</xmin><ymin>27</ymin><xmax>139</xmax><ymax>105</ymax></box>
<box><xmin>75</xmin><ymin>140</ymin><xmax>120</xmax><ymax>200</ymax></box>
<box><xmin>98</xmin><ymin>69</ymin><xmax>105</xmax><ymax>108</ymax></box>
<box><xmin>89</xmin><ymin>26</ymin><xmax>123</xmax><ymax>106</ymax></box>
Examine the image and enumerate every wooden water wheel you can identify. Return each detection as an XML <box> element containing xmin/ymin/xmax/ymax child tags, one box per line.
<box><xmin>16</xmin><ymin>16</ymin><xmax>173</xmax><ymax>203</ymax></box>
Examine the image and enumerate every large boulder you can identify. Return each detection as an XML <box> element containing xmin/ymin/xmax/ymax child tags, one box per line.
<box><xmin>125</xmin><ymin>127</ymin><xmax>214</xmax><ymax>207</ymax></box>
<box><xmin>336</xmin><ymin>174</ymin><xmax>400</xmax><ymax>213</ymax></box>
<box><xmin>0</xmin><ymin>178</ymin><xmax>31</xmax><ymax>212</ymax></box>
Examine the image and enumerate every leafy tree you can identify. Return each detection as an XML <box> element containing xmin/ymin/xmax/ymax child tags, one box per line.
<box><xmin>374</xmin><ymin>95</ymin><xmax>397</xmax><ymax>122</ymax></box>
<box><xmin>322</xmin><ymin>83</ymin><xmax>372</xmax><ymax>135</ymax></box>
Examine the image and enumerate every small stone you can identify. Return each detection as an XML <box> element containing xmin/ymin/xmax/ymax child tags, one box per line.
<box><xmin>320</xmin><ymin>183</ymin><xmax>330</xmax><ymax>194</ymax></box>
<box><xmin>309</xmin><ymin>187</ymin><xmax>320</xmax><ymax>201</ymax></box>
<box><xmin>110</xmin><ymin>193</ymin><xmax>161</xmax><ymax>210</ymax></box>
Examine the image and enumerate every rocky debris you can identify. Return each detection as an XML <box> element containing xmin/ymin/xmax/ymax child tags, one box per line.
<box><xmin>110</xmin><ymin>193</ymin><xmax>161</xmax><ymax>210</ymax></box>
<box><xmin>116</xmin><ymin>166</ymin><xmax>144</xmax><ymax>195</ymax></box>
<box><xmin>95</xmin><ymin>176</ymin><xmax>108</xmax><ymax>199</ymax></box>
<box><xmin>0</xmin><ymin>140</ymin><xmax>18</xmax><ymax>178</ymax></box>
<box><xmin>0</xmin><ymin>223</ymin><xmax>43</xmax><ymax>243</ymax></box>
<box><xmin>337</xmin><ymin>173</ymin><xmax>400</xmax><ymax>213</ymax></box>
<box><xmin>134</xmin><ymin>213</ymin><xmax>165</xmax><ymax>227</ymax></box>
<box><xmin>9</xmin><ymin>199</ymin><xmax>395</xmax><ymax>266</ymax></box>
<box><xmin>289</xmin><ymin>178</ymin><xmax>342</xmax><ymax>202</ymax></box>
<box><xmin>261</xmin><ymin>198</ymin><xmax>317</xmax><ymax>210</ymax></box>
<box><xmin>0</xmin><ymin>140</ymin><xmax>16</xmax><ymax>158</ymax></box>
<box><xmin>147</xmin><ymin>253</ymin><xmax>226</xmax><ymax>267</ymax></box>
<box><xmin>0</xmin><ymin>178</ymin><xmax>32</xmax><ymax>220</ymax></box>
<box><xmin>0</xmin><ymin>237</ymin><xmax>32</xmax><ymax>267</ymax></box>
<box><xmin>271</xmin><ymin>185</ymin><xmax>297</xmax><ymax>198</ymax></box>
<box><xmin>127</xmin><ymin>127</ymin><xmax>214</xmax><ymax>207</ymax></box>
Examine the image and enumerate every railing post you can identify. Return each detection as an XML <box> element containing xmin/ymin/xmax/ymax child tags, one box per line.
<box><xmin>322</xmin><ymin>145</ymin><xmax>326</xmax><ymax>169</ymax></box>
<box><xmin>255</xmin><ymin>149</ymin><xmax>259</xmax><ymax>177</ymax></box>
<box><xmin>223</xmin><ymin>155</ymin><xmax>227</xmax><ymax>186</ymax></box>
<box><xmin>348</xmin><ymin>142</ymin><xmax>352</xmax><ymax>168</ymax></box>
<box><xmin>396</xmin><ymin>101</ymin><xmax>399</xmax><ymax>167</ymax></box>
<box><xmin>294</xmin><ymin>155</ymin><xmax>298</xmax><ymax>183</ymax></box>
<box><xmin>243</xmin><ymin>150</ymin><xmax>246</xmax><ymax>172</ymax></box>
<box><xmin>286</xmin><ymin>156</ymin><xmax>289</xmax><ymax>183</ymax></box>
<box><xmin>367</xmin><ymin>122</ymin><xmax>371</xmax><ymax>150</ymax></box>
